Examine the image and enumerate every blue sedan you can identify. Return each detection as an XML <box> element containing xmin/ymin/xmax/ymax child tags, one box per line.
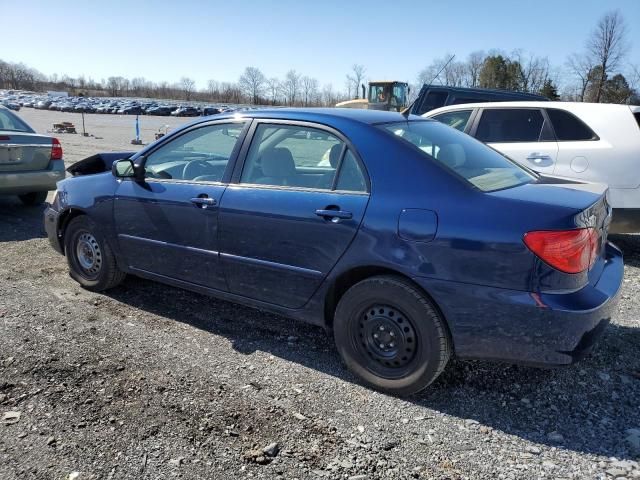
<box><xmin>44</xmin><ymin>109</ymin><xmax>623</xmax><ymax>395</ymax></box>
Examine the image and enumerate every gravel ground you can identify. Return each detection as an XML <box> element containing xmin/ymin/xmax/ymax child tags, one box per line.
<box><xmin>0</xmin><ymin>110</ymin><xmax>639</xmax><ymax>479</ymax></box>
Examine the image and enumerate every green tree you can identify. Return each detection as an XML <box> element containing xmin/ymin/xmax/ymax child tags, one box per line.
<box><xmin>539</xmin><ymin>79</ymin><xmax>560</xmax><ymax>100</ymax></box>
<box><xmin>478</xmin><ymin>55</ymin><xmax>522</xmax><ymax>91</ymax></box>
<box><xmin>602</xmin><ymin>73</ymin><xmax>634</xmax><ymax>103</ymax></box>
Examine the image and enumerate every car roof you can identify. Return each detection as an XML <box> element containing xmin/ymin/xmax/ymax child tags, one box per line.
<box><xmin>206</xmin><ymin>107</ymin><xmax>425</xmax><ymax>125</ymax></box>
<box><xmin>425</xmin><ymin>101</ymin><xmax>639</xmax><ymax>117</ymax></box>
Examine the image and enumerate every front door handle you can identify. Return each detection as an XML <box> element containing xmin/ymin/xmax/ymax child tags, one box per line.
<box><xmin>315</xmin><ymin>209</ymin><xmax>352</xmax><ymax>220</ymax></box>
<box><xmin>190</xmin><ymin>197</ymin><xmax>217</xmax><ymax>208</ymax></box>
<box><xmin>526</xmin><ymin>153</ymin><xmax>553</xmax><ymax>166</ymax></box>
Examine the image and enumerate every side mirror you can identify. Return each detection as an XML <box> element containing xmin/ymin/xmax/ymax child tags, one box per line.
<box><xmin>112</xmin><ymin>159</ymin><xmax>141</xmax><ymax>180</ymax></box>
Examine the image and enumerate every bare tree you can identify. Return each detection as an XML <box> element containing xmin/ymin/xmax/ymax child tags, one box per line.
<box><xmin>282</xmin><ymin>70</ymin><xmax>301</xmax><ymax>106</ymax></box>
<box><xmin>207</xmin><ymin>79</ymin><xmax>219</xmax><ymax>99</ymax></box>
<box><xmin>418</xmin><ymin>55</ymin><xmax>463</xmax><ymax>86</ymax></box>
<box><xmin>180</xmin><ymin>77</ymin><xmax>196</xmax><ymax>101</ymax></box>
<box><xmin>301</xmin><ymin>76</ymin><xmax>319</xmax><ymax>106</ymax></box>
<box><xmin>588</xmin><ymin>10</ymin><xmax>628</xmax><ymax>102</ymax></box>
<box><xmin>322</xmin><ymin>83</ymin><xmax>336</xmax><ymax>106</ymax></box>
<box><xmin>466</xmin><ymin>51</ymin><xmax>485</xmax><ymax>87</ymax></box>
<box><xmin>266</xmin><ymin>77</ymin><xmax>280</xmax><ymax>105</ymax></box>
<box><xmin>346</xmin><ymin>64</ymin><xmax>366</xmax><ymax>98</ymax></box>
<box><xmin>512</xmin><ymin>50</ymin><xmax>549</xmax><ymax>93</ymax></box>
<box><xmin>238</xmin><ymin>66</ymin><xmax>266</xmax><ymax>104</ymax></box>
<box><xmin>566</xmin><ymin>53</ymin><xmax>595</xmax><ymax>101</ymax></box>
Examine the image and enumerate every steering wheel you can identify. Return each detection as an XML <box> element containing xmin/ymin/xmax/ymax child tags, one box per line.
<box><xmin>182</xmin><ymin>159</ymin><xmax>211</xmax><ymax>180</ymax></box>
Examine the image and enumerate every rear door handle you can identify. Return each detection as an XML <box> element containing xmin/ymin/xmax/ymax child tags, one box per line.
<box><xmin>190</xmin><ymin>197</ymin><xmax>217</xmax><ymax>207</ymax></box>
<box><xmin>315</xmin><ymin>209</ymin><xmax>352</xmax><ymax>220</ymax></box>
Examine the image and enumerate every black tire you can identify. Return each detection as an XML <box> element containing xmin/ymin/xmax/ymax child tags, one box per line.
<box><xmin>334</xmin><ymin>275</ymin><xmax>451</xmax><ymax>396</ymax></box>
<box><xmin>64</xmin><ymin>216</ymin><xmax>126</xmax><ymax>291</ymax></box>
<box><xmin>18</xmin><ymin>191</ymin><xmax>48</xmax><ymax>206</ymax></box>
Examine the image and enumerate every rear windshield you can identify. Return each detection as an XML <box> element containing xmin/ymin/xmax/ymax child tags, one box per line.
<box><xmin>0</xmin><ymin>108</ymin><xmax>33</xmax><ymax>133</ymax></box>
<box><xmin>380</xmin><ymin>120</ymin><xmax>535</xmax><ymax>192</ymax></box>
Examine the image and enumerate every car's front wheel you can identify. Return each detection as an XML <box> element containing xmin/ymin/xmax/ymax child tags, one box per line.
<box><xmin>64</xmin><ymin>216</ymin><xmax>126</xmax><ymax>291</ymax></box>
<box><xmin>18</xmin><ymin>191</ymin><xmax>48</xmax><ymax>206</ymax></box>
<box><xmin>334</xmin><ymin>275</ymin><xmax>451</xmax><ymax>396</ymax></box>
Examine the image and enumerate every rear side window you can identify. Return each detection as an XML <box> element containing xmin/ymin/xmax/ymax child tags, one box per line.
<box><xmin>431</xmin><ymin>110</ymin><xmax>472</xmax><ymax>132</ymax></box>
<box><xmin>634</xmin><ymin>112</ymin><xmax>640</xmax><ymax>129</ymax></box>
<box><xmin>381</xmin><ymin>121</ymin><xmax>535</xmax><ymax>192</ymax></box>
<box><xmin>546</xmin><ymin>109</ymin><xmax>597</xmax><ymax>141</ymax></box>
<box><xmin>476</xmin><ymin>109</ymin><xmax>545</xmax><ymax>143</ymax></box>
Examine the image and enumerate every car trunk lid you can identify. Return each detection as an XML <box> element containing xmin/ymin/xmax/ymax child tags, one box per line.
<box><xmin>0</xmin><ymin>132</ymin><xmax>55</xmax><ymax>172</ymax></box>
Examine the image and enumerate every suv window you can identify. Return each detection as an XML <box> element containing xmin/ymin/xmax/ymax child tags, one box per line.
<box><xmin>144</xmin><ymin>122</ymin><xmax>245</xmax><ymax>181</ymax></box>
<box><xmin>476</xmin><ymin>109</ymin><xmax>545</xmax><ymax>143</ymax></box>
<box><xmin>546</xmin><ymin>108</ymin><xmax>597</xmax><ymax>141</ymax></box>
<box><xmin>431</xmin><ymin>110</ymin><xmax>472</xmax><ymax>132</ymax></box>
<box><xmin>418</xmin><ymin>91</ymin><xmax>448</xmax><ymax>115</ymax></box>
<box><xmin>381</xmin><ymin>120</ymin><xmax>535</xmax><ymax>192</ymax></box>
<box><xmin>241</xmin><ymin>124</ymin><xmax>367</xmax><ymax>192</ymax></box>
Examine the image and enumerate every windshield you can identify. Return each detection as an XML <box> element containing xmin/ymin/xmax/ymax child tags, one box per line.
<box><xmin>380</xmin><ymin>120</ymin><xmax>535</xmax><ymax>192</ymax></box>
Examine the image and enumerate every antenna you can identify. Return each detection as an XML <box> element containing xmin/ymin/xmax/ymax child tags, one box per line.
<box><xmin>402</xmin><ymin>54</ymin><xmax>456</xmax><ymax>118</ymax></box>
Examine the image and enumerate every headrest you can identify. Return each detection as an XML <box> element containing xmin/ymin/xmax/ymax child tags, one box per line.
<box><xmin>261</xmin><ymin>148</ymin><xmax>295</xmax><ymax>177</ymax></box>
<box><xmin>437</xmin><ymin>144</ymin><xmax>466</xmax><ymax>169</ymax></box>
<box><xmin>329</xmin><ymin>143</ymin><xmax>343</xmax><ymax>168</ymax></box>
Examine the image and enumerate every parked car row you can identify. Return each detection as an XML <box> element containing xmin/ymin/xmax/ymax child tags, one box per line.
<box><xmin>0</xmin><ymin>90</ymin><xmax>240</xmax><ymax>117</ymax></box>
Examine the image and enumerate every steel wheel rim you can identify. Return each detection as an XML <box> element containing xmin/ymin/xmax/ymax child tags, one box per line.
<box><xmin>75</xmin><ymin>232</ymin><xmax>102</xmax><ymax>277</ymax></box>
<box><xmin>354</xmin><ymin>304</ymin><xmax>418</xmax><ymax>378</ymax></box>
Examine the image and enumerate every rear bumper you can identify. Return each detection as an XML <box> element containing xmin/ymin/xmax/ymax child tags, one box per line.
<box><xmin>0</xmin><ymin>161</ymin><xmax>65</xmax><ymax>195</ymax></box>
<box><xmin>413</xmin><ymin>242</ymin><xmax>624</xmax><ymax>366</ymax></box>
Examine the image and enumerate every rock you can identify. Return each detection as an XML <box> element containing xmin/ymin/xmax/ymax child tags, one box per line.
<box><xmin>67</xmin><ymin>473</ymin><xmax>81</xmax><ymax>480</ymax></box>
<box><xmin>606</xmin><ymin>468</ymin><xmax>628</xmax><ymax>477</ymax></box>
<box><xmin>1</xmin><ymin>411</ymin><xmax>21</xmax><ymax>424</ymax></box>
<box><xmin>464</xmin><ymin>419</ymin><xmax>479</xmax><ymax>426</ymax></box>
<box><xmin>610</xmin><ymin>460</ymin><xmax>635</xmax><ymax>469</ymax></box>
<box><xmin>168</xmin><ymin>457</ymin><xmax>184</xmax><ymax>467</ymax></box>
<box><xmin>0</xmin><ymin>393</ymin><xmax>7</xmax><ymax>403</ymax></box>
<box><xmin>46</xmin><ymin>436</ymin><xmax>56</xmax><ymax>446</ymax></box>
<box><xmin>598</xmin><ymin>372</ymin><xmax>611</xmax><ymax>381</ymax></box>
<box><xmin>348</xmin><ymin>475</ymin><xmax>368</xmax><ymax>480</ymax></box>
<box><xmin>547</xmin><ymin>431</ymin><xmax>564</xmax><ymax>443</ymax></box>
<box><xmin>626</xmin><ymin>429</ymin><xmax>640</xmax><ymax>453</ymax></box>
<box><xmin>287</xmin><ymin>336</ymin><xmax>299</xmax><ymax>343</ymax></box>
<box><xmin>244</xmin><ymin>448</ymin><xmax>272</xmax><ymax>464</ymax></box>
<box><xmin>340</xmin><ymin>459</ymin><xmax>354</xmax><ymax>469</ymax></box>
<box><xmin>293</xmin><ymin>413</ymin><xmax>307</xmax><ymax>421</ymax></box>
<box><xmin>262</xmin><ymin>442</ymin><xmax>280</xmax><ymax>457</ymax></box>
<box><xmin>401</xmin><ymin>418</ymin><xmax>410</xmax><ymax>424</ymax></box>
<box><xmin>525</xmin><ymin>446</ymin><xmax>541</xmax><ymax>455</ymax></box>
<box><xmin>357</xmin><ymin>425</ymin><xmax>365</xmax><ymax>433</ymax></box>
<box><xmin>542</xmin><ymin>460</ymin><xmax>557</xmax><ymax>469</ymax></box>
<box><xmin>382</xmin><ymin>440</ymin><xmax>399</xmax><ymax>451</ymax></box>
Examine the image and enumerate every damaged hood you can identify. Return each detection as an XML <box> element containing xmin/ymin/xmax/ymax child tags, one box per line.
<box><xmin>67</xmin><ymin>151</ymin><xmax>137</xmax><ymax>176</ymax></box>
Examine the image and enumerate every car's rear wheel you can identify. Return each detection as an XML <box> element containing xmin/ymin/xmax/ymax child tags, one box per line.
<box><xmin>18</xmin><ymin>191</ymin><xmax>48</xmax><ymax>206</ymax></box>
<box><xmin>64</xmin><ymin>216</ymin><xmax>126</xmax><ymax>291</ymax></box>
<box><xmin>334</xmin><ymin>275</ymin><xmax>451</xmax><ymax>396</ymax></box>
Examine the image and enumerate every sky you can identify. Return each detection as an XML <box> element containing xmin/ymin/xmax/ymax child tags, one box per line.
<box><xmin>3</xmin><ymin>0</ymin><xmax>639</xmax><ymax>91</ymax></box>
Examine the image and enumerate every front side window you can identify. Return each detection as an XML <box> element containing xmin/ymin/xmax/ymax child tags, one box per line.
<box><xmin>476</xmin><ymin>108</ymin><xmax>545</xmax><ymax>143</ymax></box>
<box><xmin>431</xmin><ymin>110</ymin><xmax>472</xmax><ymax>132</ymax></box>
<box><xmin>241</xmin><ymin>124</ymin><xmax>367</xmax><ymax>192</ymax></box>
<box><xmin>381</xmin><ymin>120</ymin><xmax>535</xmax><ymax>192</ymax></box>
<box><xmin>143</xmin><ymin>122</ymin><xmax>245</xmax><ymax>182</ymax></box>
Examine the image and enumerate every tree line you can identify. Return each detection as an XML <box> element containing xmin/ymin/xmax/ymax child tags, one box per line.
<box><xmin>1</xmin><ymin>10</ymin><xmax>637</xmax><ymax>106</ymax></box>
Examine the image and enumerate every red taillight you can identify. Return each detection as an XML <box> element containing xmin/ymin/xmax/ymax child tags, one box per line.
<box><xmin>523</xmin><ymin>228</ymin><xmax>599</xmax><ymax>274</ymax></box>
<box><xmin>51</xmin><ymin>138</ymin><xmax>63</xmax><ymax>161</ymax></box>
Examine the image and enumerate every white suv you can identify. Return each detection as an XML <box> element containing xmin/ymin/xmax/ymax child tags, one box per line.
<box><xmin>424</xmin><ymin>101</ymin><xmax>640</xmax><ymax>232</ymax></box>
